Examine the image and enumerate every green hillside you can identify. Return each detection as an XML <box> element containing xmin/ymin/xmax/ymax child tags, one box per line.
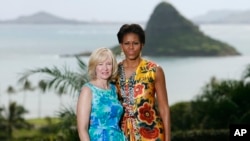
<box><xmin>112</xmin><ymin>2</ymin><xmax>240</xmax><ymax>57</ymax></box>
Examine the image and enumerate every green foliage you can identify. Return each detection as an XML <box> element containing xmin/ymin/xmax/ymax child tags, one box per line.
<box><xmin>10</xmin><ymin>117</ymin><xmax>73</xmax><ymax>141</ymax></box>
<box><xmin>0</xmin><ymin>102</ymin><xmax>31</xmax><ymax>140</ymax></box>
<box><xmin>191</xmin><ymin>75</ymin><xmax>250</xmax><ymax>129</ymax></box>
<box><xmin>14</xmin><ymin>56</ymin><xmax>87</xmax><ymax>140</ymax></box>
<box><xmin>170</xmin><ymin>101</ymin><xmax>193</xmax><ymax>131</ymax></box>
<box><xmin>172</xmin><ymin>129</ymin><xmax>229</xmax><ymax>141</ymax></box>
<box><xmin>242</xmin><ymin>64</ymin><xmax>250</xmax><ymax>80</ymax></box>
<box><xmin>170</xmin><ymin>64</ymin><xmax>250</xmax><ymax>132</ymax></box>
<box><xmin>18</xmin><ymin>56</ymin><xmax>88</xmax><ymax>96</ymax></box>
<box><xmin>27</xmin><ymin>117</ymin><xmax>60</xmax><ymax>126</ymax></box>
<box><xmin>56</xmin><ymin>107</ymin><xmax>79</xmax><ymax>141</ymax></box>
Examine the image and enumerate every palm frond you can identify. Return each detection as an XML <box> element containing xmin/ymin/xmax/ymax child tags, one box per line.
<box><xmin>76</xmin><ymin>56</ymin><xmax>88</xmax><ymax>74</ymax></box>
<box><xmin>242</xmin><ymin>64</ymin><xmax>250</xmax><ymax>80</ymax></box>
<box><xmin>18</xmin><ymin>58</ymin><xmax>88</xmax><ymax>96</ymax></box>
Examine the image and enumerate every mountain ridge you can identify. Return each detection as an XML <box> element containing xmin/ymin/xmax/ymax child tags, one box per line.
<box><xmin>0</xmin><ymin>11</ymin><xmax>145</xmax><ymax>25</ymax></box>
<box><xmin>0</xmin><ymin>11</ymin><xmax>87</xmax><ymax>24</ymax></box>
<box><xmin>192</xmin><ymin>9</ymin><xmax>250</xmax><ymax>24</ymax></box>
<box><xmin>1</xmin><ymin>9</ymin><xmax>249</xmax><ymax>25</ymax></box>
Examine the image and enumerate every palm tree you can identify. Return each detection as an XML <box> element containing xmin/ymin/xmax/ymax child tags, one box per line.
<box><xmin>19</xmin><ymin>57</ymin><xmax>88</xmax><ymax>140</ymax></box>
<box><xmin>19</xmin><ymin>57</ymin><xmax>88</xmax><ymax>96</ymax></box>
<box><xmin>37</xmin><ymin>80</ymin><xmax>46</xmax><ymax>118</ymax></box>
<box><xmin>5</xmin><ymin>102</ymin><xmax>31</xmax><ymax>140</ymax></box>
<box><xmin>18</xmin><ymin>57</ymin><xmax>88</xmax><ymax>139</ymax></box>
<box><xmin>6</xmin><ymin>86</ymin><xmax>16</xmax><ymax>106</ymax></box>
<box><xmin>0</xmin><ymin>106</ymin><xmax>7</xmax><ymax>140</ymax></box>
<box><xmin>20</xmin><ymin>79</ymin><xmax>35</xmax><ymax>109</ymax></box>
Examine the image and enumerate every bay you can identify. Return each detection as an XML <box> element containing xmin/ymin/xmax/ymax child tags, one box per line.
<box><xmin>0</xmin><ymin>24</ymin><xmax>249</xmax><ymax>118</ymax></box>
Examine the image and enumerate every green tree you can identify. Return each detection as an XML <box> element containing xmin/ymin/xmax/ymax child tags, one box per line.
<box><xmin>170</xmin><ymin>64</ymin><xmax>250</xmax><ymax>131</ymax></box>
<box><xmin>0</xmin><ymin>106</ymin><xmax>8</xmax><ymax>140</ymax></box>
<box><xmin>18</xmin><ymin>57</ymin><xmax>87</xmax><ymax>139</ymax></box>
<box><xmin>20</xmin><ymin>79</ymin><xmax>35</xmax><ymax>109</ymax></box>
<box><xmin>3</xmin><ymin>102</ymin><xmax>31</xmax><ymax>140</ymax></box>
<box><xmin>37</xmin><ymin>80</ymin><xmax>47</xmax><ymax>118</ymax></box>
<box><xmin>190</xmin><ymin>64</ymin><xmax>250</xmax><ymax>129</ymax></box>
<box><xmin>170</xmin><ymin>101</ymin><xmax>193</xmax><ymax>131</ymax></box>
<box><xmin>57</xmin><ymin>107</ymin><xmax>79</xmax><ymax>140</ymax></box>
<box><xmin>19</xmin><ymin>57</ymin><xmax>88</xmax><ymax>95</ymax></box>
<box><xmin>6</xmin><ymin>86</ymin><xmax>15</xmax><ymax>105</ymax></box>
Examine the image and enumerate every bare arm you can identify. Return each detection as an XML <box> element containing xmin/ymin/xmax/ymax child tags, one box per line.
<box><xmin>155</xmin><ymin>66</ymin><xmax>171</xmax><ymax>141</ymax></box>
<box><xmin>76</xmin><ymin>86</ymin><xmax>92</xmax><ymax>141</ymax></box>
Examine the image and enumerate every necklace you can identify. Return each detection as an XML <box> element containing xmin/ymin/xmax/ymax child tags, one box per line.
<box><xmin>123</xmin><ymin>58</ymin><xmax>141</xmax><ymax>79</ymax></box>
<box><xmin>119</xmin><ymin>63</ymin><xmax>136</xmax><ymax>117</ymax></box>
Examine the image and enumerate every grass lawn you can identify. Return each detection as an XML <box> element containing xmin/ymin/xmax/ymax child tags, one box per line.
<box><xmin>28</xmin><ymin>117</ymin><xmax>60</xmax><ymax>127</ymax></box>
<box><xmin>13</xmin><ymin>117</ymin><xmax>60</xmax><ymax>139</ymax></box>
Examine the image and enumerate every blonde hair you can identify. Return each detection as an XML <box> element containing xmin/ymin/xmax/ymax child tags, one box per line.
<box><xmin>88</xmin><ymin>47</ymin><xmax>117</xmax><ymax>81</ymax></box>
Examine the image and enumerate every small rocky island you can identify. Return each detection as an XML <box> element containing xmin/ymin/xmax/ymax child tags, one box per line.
<box><xmin>111</xmin><ymin>2</ymin><xmax>240</xmax><ymax>57</ymax></box>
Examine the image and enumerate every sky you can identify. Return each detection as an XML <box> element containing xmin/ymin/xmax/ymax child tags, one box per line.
<box><xmin>0</xmin><ymin>0</ymin><xmax>250</xmax><ymax>22</ymax></box>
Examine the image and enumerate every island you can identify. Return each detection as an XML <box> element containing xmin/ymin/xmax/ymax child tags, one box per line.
<box><xmin>111</xmin><ymin>2</ymin><xmax>240</xmax><ymax>57</ymax></box>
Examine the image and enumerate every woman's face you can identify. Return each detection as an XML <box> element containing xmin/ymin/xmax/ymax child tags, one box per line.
<box><xmin>95</xmin><ymin>57</ymin><xmax>113</xmax><ymax>80</ymax></box>
<box><xmin>121</xmin><ymin>33</ymin><xmax>143</xmax><ymax>60</ymax></box>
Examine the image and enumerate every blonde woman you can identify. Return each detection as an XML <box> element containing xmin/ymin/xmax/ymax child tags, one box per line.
<box><xmin>77</xmin><ymin>48</ymin><xmax>126</xmax><ymax>141</ymax></box>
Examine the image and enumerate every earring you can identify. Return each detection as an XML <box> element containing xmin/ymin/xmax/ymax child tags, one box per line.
<box><xmin>120</xmin><ymin>50</ymin><xmax>125</xmax><ymax>59</ymax></box>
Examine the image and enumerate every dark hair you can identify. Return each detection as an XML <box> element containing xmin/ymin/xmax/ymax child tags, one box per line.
<box><xmin>117</xmin><ymin>24</ymin><xmax>145</xmax><ymax>44</ymax></box>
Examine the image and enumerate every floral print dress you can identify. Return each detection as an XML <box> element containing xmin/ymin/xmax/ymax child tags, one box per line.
<box><xmin>84</xmin><ymin>83</ymin><xmax>127</xmax><ymax>141</ymax></box>
<box><xmin>116</xmin><ymin>59</ymin><xmax>165</xmax><ymax>141</ymax></box>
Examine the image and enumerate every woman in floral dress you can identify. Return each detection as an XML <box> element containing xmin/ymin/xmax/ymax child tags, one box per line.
<box><xmin>116</xmin><ymin>24</ymin><xmax>171</xmax><ymax>141</ymax></box>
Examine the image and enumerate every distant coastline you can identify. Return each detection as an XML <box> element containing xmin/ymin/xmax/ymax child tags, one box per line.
<box><xmin>0</xmin><ymin>9</ymin><xmax>245</xmax><ymax>57</ymax></box>
<box><xmin>0</xmin><ymin>11</ymin><xmax>146</xmax><ymax>25</ymax></box>
<box><xmin>192</xmin><ymin>9</ymin><xmax>250</xmax><ymax>24</ymax></box>
<box><xmin>1</xmin><ymin>10</ymin><xmax>250</xmax><ymax>25</ymax></box>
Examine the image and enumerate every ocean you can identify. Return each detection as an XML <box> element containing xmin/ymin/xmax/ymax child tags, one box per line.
<box><xmin>0</xmin><ymin>24</ymin><xmax>249</xmax><ymax>118</ymax></box>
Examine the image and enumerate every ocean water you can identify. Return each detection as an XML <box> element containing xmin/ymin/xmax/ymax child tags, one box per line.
<box><xmin>0</xmin><ymin>24</ymin><xmax>249</xmax><ymax>118</ymax></box>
